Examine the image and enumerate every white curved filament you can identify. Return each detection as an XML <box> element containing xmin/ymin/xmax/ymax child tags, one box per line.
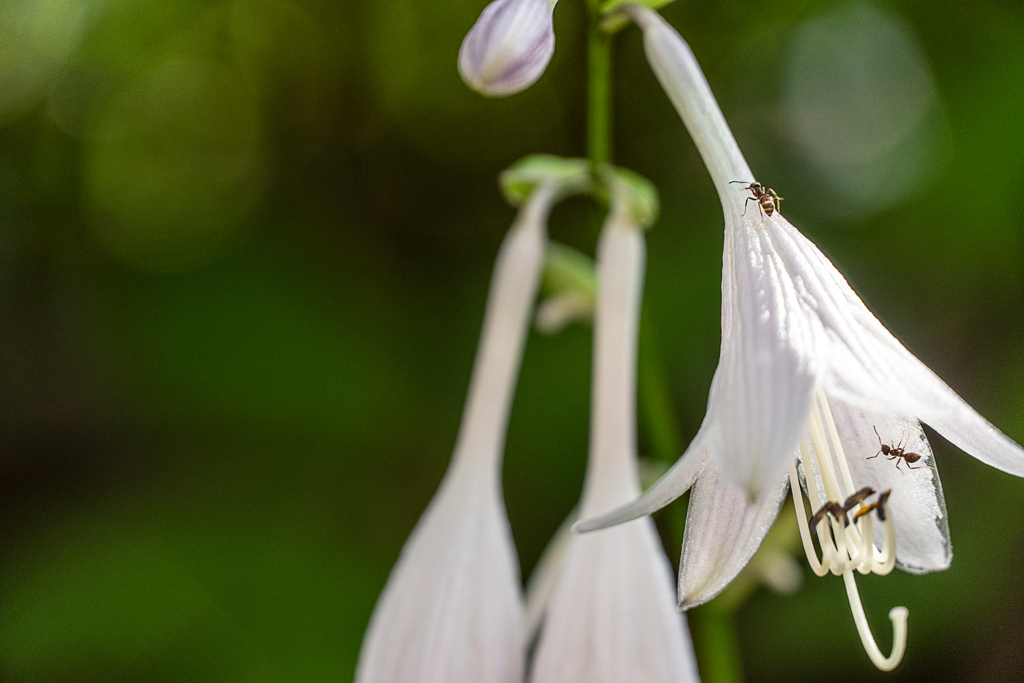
<box><xmin>842</xmin><ymin>571</ymin><xmax>908</xmax><ymax>671</ymax></box>
<box><xmin>789</xmin><ymin>458</ymin><xmax>827</xmax><ymax>576</ymax></box>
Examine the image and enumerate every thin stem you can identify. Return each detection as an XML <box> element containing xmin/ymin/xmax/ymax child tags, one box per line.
<box><xmin>689</xmin><ymin>604</ymin><xmax>745</xmax><ymax>683</ymax></box>
<box><xmin>637</xmin><ymin>302</ymin><xmax>688</xmax><ymax>557</ymax></box>
<box><xmin>586</xmin><ymin>0</ymin><xmax>612</xmax><ymax>165</ymax></box>
<box><xmin>637</xmin><ymin>312</ymin><xmax>682</xmax><ymax>462</ymax></box>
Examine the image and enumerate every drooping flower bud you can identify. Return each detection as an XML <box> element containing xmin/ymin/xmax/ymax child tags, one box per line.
<box><xmin>530</xmin><ymin>172</ymin><xmax>700</xmax><ymax>683</ymax></box>
<box><xmin>356</xmin><ymin>157</ymin><xmax>591</xmax><ymax>683</ymax></box>
<box><xmin>355</xmin><ymin>185</ymin><xmax>555</xmax><ymax>683</ymax></box>
<box><xmin>458</xmin><ymin>0</ymin><xmax>556</xmax><ymax>97</ymax></box>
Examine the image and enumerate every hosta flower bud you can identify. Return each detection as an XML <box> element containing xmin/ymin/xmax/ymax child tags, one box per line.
<box><xmin>531</xmin><ymin>182</ymin><xmax>700</xmax><ymax>683</ymax></box>
<box><xmin>458</xmin><ymin>0</ymin><xmax>556</xmax><ymax>97</ymax></box>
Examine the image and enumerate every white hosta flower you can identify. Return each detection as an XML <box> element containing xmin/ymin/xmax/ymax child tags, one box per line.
<box><xmin>459</xmin><ymin>0</ymin><xmax>556</xmax><ymax>97</ymax></box>
<box><xmin>531</xmin><ymin>186</ymin><xmax>700</xmax><ymax>683</ymax></box>
<box><xmin>356</xmin><ymin>184</ymin><xmax>560</xmax><ymax>683</ymax></box>
<box><xmin>577</xmin><ymin>5</ymin><xmax>1024</xmax><ymax>671</ymax></box>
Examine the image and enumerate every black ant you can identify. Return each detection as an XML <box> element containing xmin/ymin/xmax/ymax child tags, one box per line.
<box><xmin>869</xmin><ymin>426</ymin><xmax>932</xmax><ymax>473</ymax></box>
<box><xmin>730</xmin><ymin>181</ymin><xmax>783</xmax><ymax>225</ymax></box>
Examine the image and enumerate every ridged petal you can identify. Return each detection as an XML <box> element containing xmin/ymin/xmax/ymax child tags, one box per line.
<box><xmin>356</xmin><ymin>473</ymin><xmax>525</xmax><ymax>683</ymax></box>
<box><xmin>572</xmin><ymin>428</ymin><xmax>710</xmax><ymax>533</ymax></box>
<box><xmin>769</xmin><ymin>216</ymin><xmax>1024</xmax><ymax>476</ymax></box>
<box><xmin>677</xmin><ymin>466</ymin><xmax>790</xmax><ymax>608</ymax></box>
<box><xmin>825</xmin><ymin>397</ymin><xmax>952</xmax><ymax>573</ymax></box>
<box><xmin>707</xmin><ymin>210</ymin><xmax>820</xmax><ymax>497</ymax></box>
<box><xmin>921</xmin><ymin>410</ymin><xmax>1024</xmax><ymax>476</ymax></box>
<box><xmin>530</xmin><ymin>518</ymin><xmax>700</xmax><ymax>683</ymax></box>
<box><xmin>623</xmin><ymin>5</ymin><xmax>820</xmax><ymax>499</ymax></box>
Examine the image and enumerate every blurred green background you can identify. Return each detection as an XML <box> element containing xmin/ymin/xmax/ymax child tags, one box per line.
<box><xmin>0</xmin><ymin>0</ymin><xmax>1021</xmax><ymax>681</ymax></box>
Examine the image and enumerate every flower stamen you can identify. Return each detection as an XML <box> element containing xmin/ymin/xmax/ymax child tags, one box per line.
<box><xmin>843</xmin><ymin>572</ymin><xmax>908</xmax><ymax>672</ymax></box>
<box><xmin>788</xmin><ymin>391</ymin><xmax>906</xmax><ymax>669</ymax></box>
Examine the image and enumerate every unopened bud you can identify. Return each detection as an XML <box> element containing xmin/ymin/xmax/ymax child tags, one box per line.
<box><xmin>458</xmin><ymin>0</ymin><xmax>556</xmax><ymax>97</ymax></box>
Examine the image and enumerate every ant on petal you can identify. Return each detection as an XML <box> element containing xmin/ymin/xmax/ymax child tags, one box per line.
<box><xmin>869</xmin><ymin>426</ymin><xmax>933</xmax><ymax>474</ymax></box>
<box><xmin>730</xmin><ymin>180</ymin><xmax>783</xmax><ymax>226</ymax></box>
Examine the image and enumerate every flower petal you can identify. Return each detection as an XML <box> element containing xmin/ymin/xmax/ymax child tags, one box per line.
<box><xmin>622</xmin><ymin>6</ymin><xmax>823</xmax><ymax>497</ymax></box>
<box><xmin>572</xmin><ymin>426</ymin><xmax>711</xmax><ymax>533</ymax></box>
<box><xmin>768</xmin><ymin>216</ymin><xmax>1024</xmax><ymax>477</ymax></box>
<box><xmin>356</xmin><ymin>475</ymin><xmax>525</xmax><ymax>683</ymax></box>
<box><xmin>458</xmin><ymin>0</ymin><xmax>555</xmax><ymax>97</ymax></box>
<box><xmin>913</xmin><ymin>398</ymin><xmax>1024</xmax><ymax>477</ymax></box>
<box><xmin>709</xmin><ymin>211</ymin><xmax>821</xmax><ymax>497</ymax></box>
<box><xmin>677</xmin><ymin>465</ymin><xmax>790</xmax><ymax>608</ymax></box>
<box><xmin>535</xmin><ymin>192</ymin><xmax>699</xmax><ymax>682</ymax></box>
<box><xmin>766</xmin><ymin>215</ymin><xmax>954</xmax><ymax>415</ymax></box>
<box><xmin>825</xmin><ymin>397</ymin><xmax>952</xmax><ymax>572</ymax></box>
<box><xmin>530</xmin><ymin>518</ymin><xmax>700</xmax><ymax>683</ymax></box>
<box><xmin>454</xmin><ymin>183</ymin><xmax>555</xmax><ymax>462</ymax></box>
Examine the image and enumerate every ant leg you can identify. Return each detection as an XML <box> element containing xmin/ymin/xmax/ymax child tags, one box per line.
<box><xmin>895</xmin><ymin>432</ymin><xmax>906</xmax><ymax>451</ymax></box>
<box><xmin>906</xmin><ymin>462</ymin><xmax>935</xmax><ymax>471</ymax></box>
<box><xmin>769</xmin><ymin>190</ymin><xmax>784</xmax><ymax>216</ymax></box>
<box><xmin>895</xmin><ymin>459</ymin><xmax>904</xmax><ymax>474</ymax></box>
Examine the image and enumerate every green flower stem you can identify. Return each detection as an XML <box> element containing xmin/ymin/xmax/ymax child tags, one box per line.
<box><xmin>586</xmin><ymin>0</ymin><xmax>612</xmax><ymax>165</ymax></box>
<box><xmin>690</xmin><ymin>604</ymin><xmax>746</xmax><ymax>683</ymax></box>
<box><xmin>638</xmin><ymin>312</ymin><xmax>681</xmax><ymax>462</ymax></box>
<box><xmin>636</xmin><ymin>309</ymin><xmax>688</xmax><ymax>558</ymax></box>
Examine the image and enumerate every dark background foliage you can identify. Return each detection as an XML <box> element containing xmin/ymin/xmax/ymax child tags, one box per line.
<box><xmin>0</xmin><ymin>0</ymin><xmax>1021</xmax><ymax>681</ymax></box>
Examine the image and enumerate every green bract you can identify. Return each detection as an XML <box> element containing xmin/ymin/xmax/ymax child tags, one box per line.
<box><xmin>500</xmin><ymin>155</ymin><xmax>592</xmax><ymax>205</ymax></box>
<box><xmin>599</xmin><ymin>0</ymin><xmax>674</xmax><ymax>33</ymax></box>
<box><xmin>599</xmin><ymin>165</ymin><xmax>660</xmax><ymax>228</ymax></box>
